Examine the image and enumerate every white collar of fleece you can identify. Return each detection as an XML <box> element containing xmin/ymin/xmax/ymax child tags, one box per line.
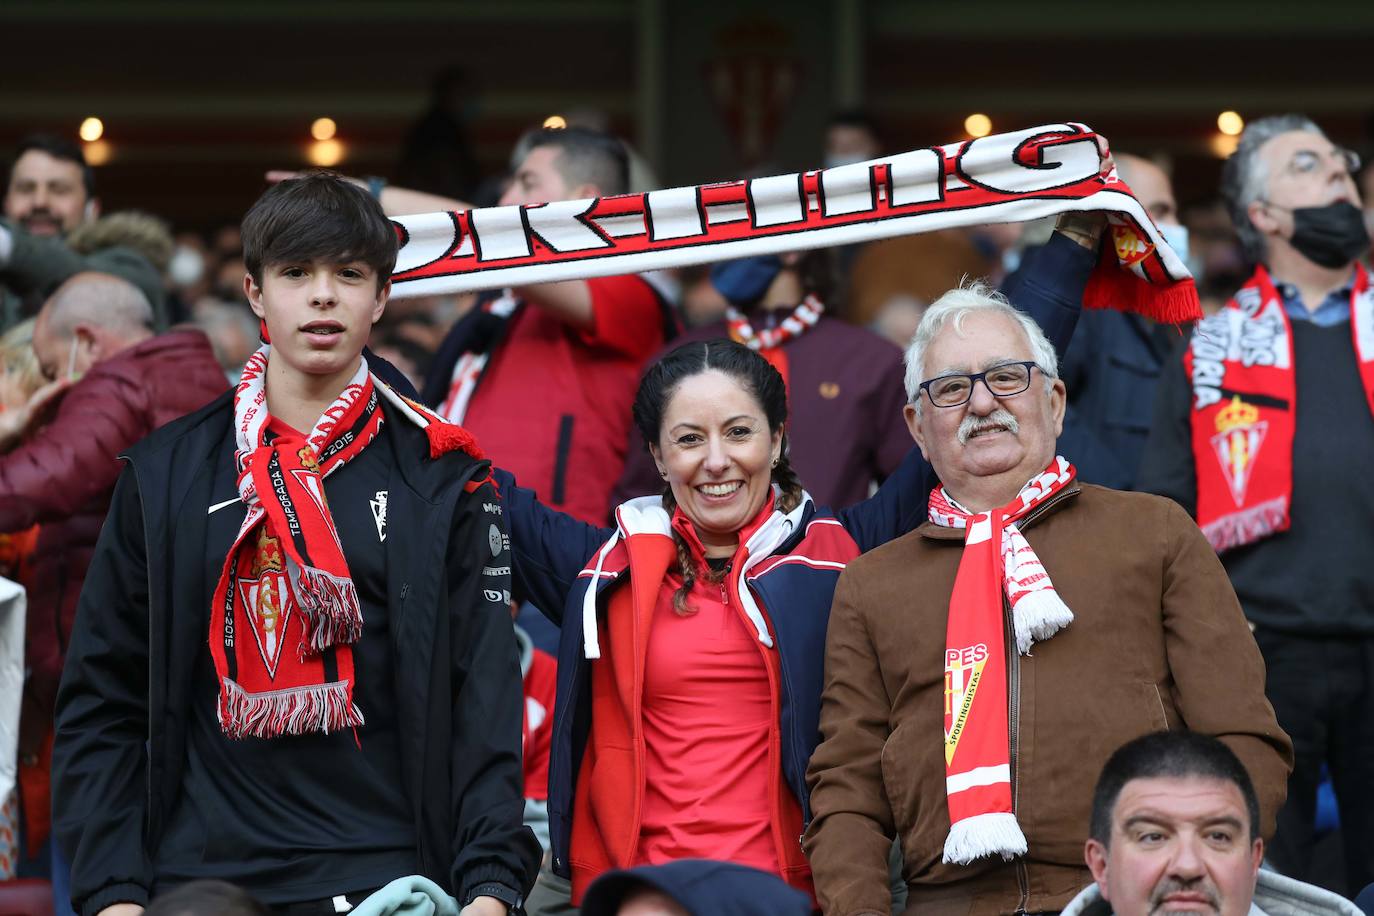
<box><xmin>581</xmin><ymin>486</ymin><xmax>813</xmax><ymax>659</ymax></box>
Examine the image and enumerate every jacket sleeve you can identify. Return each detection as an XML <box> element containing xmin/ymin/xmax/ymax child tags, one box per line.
<box><xmin>1157</xmin><ymin>497</ymin><xmax>1293</xmax><ymax>838</ymax></box>
<box><xmin>491</xmin><ymin>467</ymin><xmax>612</xmax><ymax>626</ymax></box>
<box><xmin>0</xmin><ymin>219</ymin><xmax>163</xmax><ymax>324</ymax></box>
<box><xmin>835</xmin><ymin>444</ymin><xmax>935</xmax><ymax>554</ymax></box>
<box><xmin>52</xmin><ymin>467</ymin><xmax>153</xmax><ymax>916</ymax></box>
<box><xmin>804</xmin><ymin>565</ymin><xmax>895</xmax><ymax>916</ymax></box>
<box><xmin>1136</xmin><ymin>335</ymin><xmax>1197</xmax><ymax>514</ymax></box>
<box><xmin>0</xmin><ymin>369</ymin><xmax>146</xmax><ymax>533</ymax></box>
<box><xmin>445</xmin><ymin>480</ymin><xmax>542</xmax><ymax>903</ymax></box>
<box><xmin>871</xmin><ymin>347</ymin><xmax>915</xmax><ymax>482</ymax></box>
<box><xmin>1000</xmin><ymin>231</ymin><xmax>1096</xmax><ymax>361</ymax></box>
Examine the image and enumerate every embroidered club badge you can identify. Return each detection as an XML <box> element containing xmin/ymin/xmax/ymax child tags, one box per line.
<box><xmin>1210</xmin><ymin>396</ymin><xmax>1268</xmax><ymax>508</ymax></box>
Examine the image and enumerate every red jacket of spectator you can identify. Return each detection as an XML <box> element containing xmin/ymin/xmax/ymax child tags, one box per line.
<box><xmin>425</xmin><ymin>275</ymin><xmax>671</xmax><ymax>525</ymax></box>
<box><xmin>0</xmin><ymin>328</ymin><xmax>227</xmax><ymax>752</ymax></box>
<box><xmin>517</xmin><ymin>624</ymin><xmax>557</xmax><ymax>802</ymax></box>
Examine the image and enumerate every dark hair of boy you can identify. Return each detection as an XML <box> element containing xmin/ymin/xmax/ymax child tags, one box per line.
<box><xmin>143</xmin><ymin>880</ymin><xmax>272</xmax><ymax>916</ymax></box>
<box><xmin>240</xmin><ymin>171</ymin><xmax>398</xmax><ymax>292</ymax></box>
<box><xmin>524</xmin><ymin>126</ymin><xmax>630</xmax><ymax>197</ymax></box>
<box><xmin>9</xmin><ymin>133</ymin><xmax>96</xmax><ymax>198</ymax></box>
<box><xmin>1090</xmin><ymin>731</ymin><xmax>1262</xmax><ymax>845</ymax></box>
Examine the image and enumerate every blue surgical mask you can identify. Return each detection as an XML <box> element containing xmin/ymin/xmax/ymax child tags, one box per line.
<box><xmin>1157</xmin><ymin>222</ymin><xmax>1190</xmax><ymax>265</ymax></box>
<box><xmin>709</xmin><ymin>256</ymin><xmax>784</xmax><ymax>308</ymax></box>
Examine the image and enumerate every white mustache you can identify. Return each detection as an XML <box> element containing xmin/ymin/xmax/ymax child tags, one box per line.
<box><xmin>958</xmin><ymin>408</ymin><xmax>1019</xmax><ymax>445</ymax></box>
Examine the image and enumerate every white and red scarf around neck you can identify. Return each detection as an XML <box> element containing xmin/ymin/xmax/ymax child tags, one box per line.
<box><xmin>927</xmin><ymin>457</ymin><xmax>1076</xmax><ymax>864</ymax></box>
<box><xmin>726</xmin><ymin>296</ymin><xmax>824</xmax><ymax>351</ymax></box>
<box><xmin>388</xmin><ymin>123</ymin><xmax>1200</xmax><ymax>324</ymax></box>
<box><xmin>212</xmin><ymin>346</ymin><xmax>481</xmax><ymax>739</ymax></box>
<box><xmin>1185</xmin><ymin>264</ymin><xmax>1374</xmax><ymax>552</ymax></box>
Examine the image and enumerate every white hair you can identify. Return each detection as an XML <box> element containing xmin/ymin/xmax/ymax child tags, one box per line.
<box><xmin>902</xmin><ymin>280</ymin><xmax>1059</xmax><ymax>409</ymax></box>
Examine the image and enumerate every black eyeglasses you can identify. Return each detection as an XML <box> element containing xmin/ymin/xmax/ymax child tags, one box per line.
<box><xmin>918</xmin><ymin>361</ymin><xmax>1040</xmax><ymax>408</ymax></box>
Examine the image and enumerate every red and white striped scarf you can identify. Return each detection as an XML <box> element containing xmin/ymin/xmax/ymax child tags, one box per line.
<box><xmin>388</xmin><ymin>123</ymin><xmax>1199</xmax><ymax>325</ymax></box>
<box><xmin>725</xmin><ymin>295</ymin><xmax>824</xmax><ymax>351</ymax></box>
<box><xmin>211</xmin><ymin>346</ymin><xmax>481</xmax><ymax>739</ymax></box>
<box><xmin>1185</xmin><ymin>264</ymin><xmax>1374</xmax><ymax>552</ymax></box>
<box><xmin>928</xmin><ymin>457</ymin><xmax>1075</xmax><ymax>863</ymax></box>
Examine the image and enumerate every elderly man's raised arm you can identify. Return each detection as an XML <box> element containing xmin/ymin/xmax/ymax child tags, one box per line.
<box><xmin>804</xmin><ymin>567</ymin><xmax>896</xmax><ymax>916</ymax></box>
<box><xmin>1156</xmin><ymin>496</ymin><xmax>1293</xmax><ymax>837</ymax></box>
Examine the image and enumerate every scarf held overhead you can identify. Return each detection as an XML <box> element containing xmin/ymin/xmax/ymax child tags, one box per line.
<box><xmin>388</xmin><ymin>122</ymin><xmax>1199</xmax><ymax>323</ymax></box>
<box><xmin>1184</xmin><ymin>264</ymin><xmax>1374</xmax><ymax>552</ymax></box>
<box><xmin>211</xmin><ymin>347</ymin><xmax>478</xmax><ymax>739</ymax></box>
<box><xmin>928</xmin><ymin>457</ymin><xmax>1076</xmax><ymax>865</ymax></box>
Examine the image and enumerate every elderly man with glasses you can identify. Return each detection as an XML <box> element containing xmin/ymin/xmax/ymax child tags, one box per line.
<box><xmin>1139</xmin><ymin>115</ymin><xmax>1374</xmax><ymax>897</ymax></box>
<box><xmin>803</xmin><ymin>283</ymin><xmax>1291</xmax><ymax>916</ymax></box>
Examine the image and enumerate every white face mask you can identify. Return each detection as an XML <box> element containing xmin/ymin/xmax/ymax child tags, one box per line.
<box><xmin>65</xmin><ymin>335</ymin><xmax>82</xmax><ymax>382</ymax></box>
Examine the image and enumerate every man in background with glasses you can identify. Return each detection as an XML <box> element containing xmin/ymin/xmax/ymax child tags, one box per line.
<box><xmin>804</xmin><ymin>283</ymin><xmax>1290</xmax><ymax>916</ymax></box>
<box><xmin>1139</xmin><ymin>114</ymin><xmax>1374</xmax><ymax>897</ymax></box>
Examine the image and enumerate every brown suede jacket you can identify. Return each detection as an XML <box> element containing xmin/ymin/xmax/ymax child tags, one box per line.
<box><xmin>804</xmin><ymin>482</ymin><xmax>1292</xmax><ymax>916</ymax></box>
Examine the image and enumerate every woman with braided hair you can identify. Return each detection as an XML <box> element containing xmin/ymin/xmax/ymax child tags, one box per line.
<box><xmin>494</xmin><ymin>338</ymin><xmax>938</xmax><ymax>909</ymax></box>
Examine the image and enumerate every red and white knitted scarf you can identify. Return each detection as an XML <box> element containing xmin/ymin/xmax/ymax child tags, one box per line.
<box><xmin>725</xmin><ymin>295</ymin><xmax>824</xmax><ymax>351</ymax></box>
<box><xmin>927</xmin><ymin>457</ymin><xmax>1076</xmax><ymax>864</ymax></box>
<box><xmin>211</xmin><ymin>346</ymin><xmax>481</xmax><ymax>739</ymax></box>
<box><xmin>1185</xmin><ymin>264</ymin><xmax>1374</xmax><ymax>552</ymax></box>
<box><xmin>389</xmin><ymin>123</ymin><xmax>1199</xmax><ymax>324</ymax></box>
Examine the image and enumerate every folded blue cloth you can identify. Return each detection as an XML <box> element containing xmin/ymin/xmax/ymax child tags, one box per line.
<box><xmin>350</xmin><ymin>876</ymin><xmax>459</xmax><ymax>916</ymax></box>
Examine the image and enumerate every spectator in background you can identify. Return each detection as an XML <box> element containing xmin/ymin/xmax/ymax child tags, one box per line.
<box><xmin>822</xmin><ymin>110</ymin><xmax>885</xmax><ymax>287</ymax></box>
<box><xmin>2</xmin><ymin>135</ymin><xmax>165</xmax><ymax>330</ymax></box>
<box><xmin>823</xmin><ymin>110</ymin><xmax>883</xmax><ymax>171</ymax></box>
<box><xmin>0</xmin><ymin>272</ymin><xmax>226</xmax><ymax>915</ymax></box>
<box><xmin>421</xmin><ymin>127</ymin><xmax>675</xmax><ymax>525</ymax></box>
<box><xmin>1139</xmin><ymin>114</ymin><xmax>1374</xmax><ymax>896</ymax></box>
<box><xmin>0</xmin><ymin>318</ymin><xmax>44</xmax><ymax>878</ymax></box>
<box><xmin>4</xmin><ymin>134</ymin><xmax>97</xmax><ymax>239</ymax></box>
<box><xmin>1052</xmin><ymin>153</ymin><xmax>1189</xmax><ymax>489</ymax></box>
<box><xmin>805</xmin><ymin>285</ymin><xmax>1290</xmax><ymax>915</ymax></box>
<box><xmin>515</xmin><ymin>605</ymin><xmax>557</xmax><ymax>857</ymax></box>
<box><xmin>614</xmin><ymin>251</ymin><xmax>910</xmax><ymax>510</ymax></box>
<box><xmin>396</xmin><ymin>66</ymin><xmax>483</xmax><ymax>203</ymax></box>
<box><xmin>1066</xmin><ymin>732</ymin><xmax>1361</xmax><ymax>916</ymax></box>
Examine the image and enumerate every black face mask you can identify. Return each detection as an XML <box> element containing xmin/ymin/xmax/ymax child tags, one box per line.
<box><xmin>1286</xmin><ymin>200</ymin><xmax>1370</xmax><ymax>268</ymax></box>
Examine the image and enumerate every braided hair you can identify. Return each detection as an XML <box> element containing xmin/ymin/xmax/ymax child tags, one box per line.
<box><xmin>632</xmin><ymin>339</ymin><xmax>804</xmax><ymax>614</ymax></box>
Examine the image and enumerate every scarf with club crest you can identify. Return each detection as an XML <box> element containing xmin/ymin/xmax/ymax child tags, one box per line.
<box><xmin>927</xmin><ymin>456</ymin><xmax>1076</xmax><ymax>864</ymax></box>
<box><xmin>210</xmin><ymin>345</ymin><xmax>482</xmax><ymax>738</ymax></box>
<box><xmin>1185</xmin><ymin>263</ymin><xmax>1374</xmax><ymax>552</ymax></box>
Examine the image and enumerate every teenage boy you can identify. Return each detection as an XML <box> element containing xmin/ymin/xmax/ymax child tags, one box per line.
<box><xmin>52</xmin><ymin>174</ymin><xmax>539</xmax><ymax>916</ymax></box>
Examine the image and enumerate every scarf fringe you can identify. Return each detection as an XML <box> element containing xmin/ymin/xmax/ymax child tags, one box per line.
<box><xmin>1200</xmin><ymin>496</ymin><xmax>1289</xmax><ymax>553</ymax></box>
<box><xmin>297</xmin><ymin>565</ymin><xmax>364</xmax><ymax>652</ymax></box>
<box><xmin>1011</xmin><ymin>590</ymin><xmax>1074</xmax><ymax>655</ymax></box>
<box><xmin>218</xmin><ymin>677</ymin><xmax>364</xmax><ymax>739</ymax></box>
<box><xmin>1084</xmin><ymin>246</ymin><xmax>1201</xmax><ymax>324</ymax></box>
<box><xmin>943</xmin><ymin>812</ymin><xmax>1028</xmax><ymax>865</ymax></box>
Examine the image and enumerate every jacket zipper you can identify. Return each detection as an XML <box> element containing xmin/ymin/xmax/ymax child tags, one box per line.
<box><xmin>1005</xmin><ymin>594</ymin><xmax>1029</xmax><ymax>912</ymax></box>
